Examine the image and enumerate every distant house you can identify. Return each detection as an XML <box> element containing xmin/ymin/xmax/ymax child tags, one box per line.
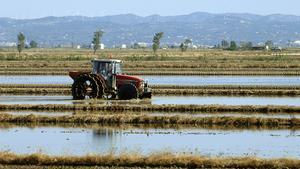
<box><xmin>121</xmin><ymin>44</ymin><xmax>127</xmax><ymax>49</ymax></box>
<box><xmin>290</xmin><ymin>40</ymin><xmax>300</xmax><ymax>47</ymax></box>
<box><xmin>0</xmin><ymin>42</ymin><xmax>17</xmax><ymax>47</ymax></box>
<box><xmin>133</xmin><ymin>42</ymin><xmax>148</xmax><ymax>49</ymax></box>
<box><xmin>100</xmin><ymin>43</ymin><xmax>105</xmax><ymax>50</ymax></box>
<box><xmin>91</xmin><ymin>43</ymin><xmax>105</xmax><ymax>49</ymax></box>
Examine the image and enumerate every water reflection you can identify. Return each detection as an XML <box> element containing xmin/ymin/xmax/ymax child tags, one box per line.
<box><xmin>0</xmin><ymin>75</ymin><xmax>299</xmax><ymax>86</ymax></box>
<box><xmin>141</xmin><ymin>75</ymin><xmax>300</xmax><ymax>86</ymax></box>
<box><xmin>1</xmin><ymin>95</ymin><xmax>300</xmax><ymax>106</ymax></box>
<box><xmin>0</xmin><ymin>126</ymin><xmax>300</xmax><ymax>158</ymax></box>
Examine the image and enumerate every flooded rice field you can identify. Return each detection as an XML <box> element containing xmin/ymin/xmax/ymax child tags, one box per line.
<box><xmin>1</xmin><ymin>74</ymin><xmax>300</xmax><ymax>161</ymax></box>
<box><xmin>1</xmin><ymin>75</ymin><xmax>300</xmax><ymax>86</ymax></box>
<box><xmin>1</xmin><ymin>95</ymin><xmax>300</xmax><ymax>106</ymax></box>
<box><xmin>0</xmin><ymin>126</ymin><xmax>299</xmax><ymax>158</ymax></box>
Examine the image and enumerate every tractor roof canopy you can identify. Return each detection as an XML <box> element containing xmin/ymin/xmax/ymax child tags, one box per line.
<box><xmin>92</xmin><ymin>59</ymin><xmax>122</xmax><ymax>63</ymax></box>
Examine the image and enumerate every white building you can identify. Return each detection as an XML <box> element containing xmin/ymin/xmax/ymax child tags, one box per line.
<box><xmin>100</xmin><ymin>43</ymin><xmax>105</xmax><ymax>50</ymax></box>
<box><xmin>293</xmin><ymin>40</ymin><xmax>300</xmax><ymax>46</ymax></box>
<box><xmin>91</xmin><ymin>43</ymin><xmax>105</xmax><ymax>49</ymax></box>
<box><xmin>121</xmin><ymin>44</ymin><xmax>127</xmax><ymax>49</ymax></box>
<box><xmin>0</xmin><ymin>42</ymin><xmax>17</xmax><ymax>47</ymax></box>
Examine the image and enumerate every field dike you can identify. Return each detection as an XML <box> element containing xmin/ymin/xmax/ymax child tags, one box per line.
<box><xmin>0</xmin><ymin>121</ymin><xmax>296</xmax><ymax>130</ymax></box>
<box><xmin>0</xmin><ymin>113</ymin><xmax>299</xmax><ymax>128</ymax></box>
<box><xmin>0</xmin><ymin>152</ymin><xmax>299</xmax><ymax>168</ymax></box>
<box><xmin>0</xmin><ymin>104</ymin><xmax>300</xmax><ymax>113</ymax></box>
<box><xmin>2</xmin><ymin>88</ymin><xmax>300</xmax><ymax>96</ymax></box>
<box><xmin>2</xmin><ymin>84</ymin><xmax>300</xmax><ymax>89</ymax></box>
<box><xmin>1</xmin><ymin>84</ymin><xmax>300</xmax><ymax>96</ymax></box>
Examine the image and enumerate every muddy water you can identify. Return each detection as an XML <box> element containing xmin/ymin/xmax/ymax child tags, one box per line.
<box><xmin>0</xmin><ymin>95</ymin><xmax>73</xmax><ymax>104</ymax></box>
<box><xmin>1</xmin><ymin>75</ymin><xmax>300</xmax><ymax>86</ymax></box>
<box><xmin>0</xmin><ymin>75</ymin><xmax>72</xmax><ymax>84</ymax></box>
<box><xmin>148</xmin><ymin>112</ymin><xmax>300</xmax><ymax>119</ymax></box>
<box><xmin>1</xmin><ymin>95</ymin><xmax>300</xmax><ymax>106</ymax></box>
<box><xmin>142</xmin><ymin>75</ymin><xmax>300</xmax><ymax>86</ymax></box>
<box><xmin>1</xmin><ymin>111</ymin><xmax>73</xmax><ymax>117</ymax></box>
<box><xmin>0</xmin><ymin>126</ymin><xmax>300</xmax><ymax>158</ymax></box>
<box><xmin>152</xmin><ymin>96</ymin><xmax>300</xmax><ymax>106</ymax></box>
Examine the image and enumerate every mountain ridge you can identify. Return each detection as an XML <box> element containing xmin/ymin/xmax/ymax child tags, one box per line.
<box><xmin>1</xmin><ymin>12</ymin><xmax>300</xmax><ymax>47</ymax></box>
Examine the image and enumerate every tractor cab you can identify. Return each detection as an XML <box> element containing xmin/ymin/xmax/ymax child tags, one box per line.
<box><xmin>92</xmin><ymin>59</ymin><xmax>122</xmax><ymax>76</ymax></box>
<box><xmin>91</xmin><ymin>59</ymin><xmax>122</xmax><ymax>90</ymax></box>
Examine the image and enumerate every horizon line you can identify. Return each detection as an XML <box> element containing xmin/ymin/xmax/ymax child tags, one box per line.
<box><xmin>1</xmin><ymin>11</ymin><xmax>300</xmax><ymax>20</ymax></box>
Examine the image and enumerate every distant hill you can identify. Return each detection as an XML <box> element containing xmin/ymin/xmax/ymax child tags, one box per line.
<box><xmin>1</xmin><ymin>12</ymin><xmax>300</xmax><ymax>47</ymax></box>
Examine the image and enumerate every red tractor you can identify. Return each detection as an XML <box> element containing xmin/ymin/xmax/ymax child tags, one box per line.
<box><xmin>69</xmin><ymin>59</ymin><xmax>152</xmax><ymax>100</ymax></box>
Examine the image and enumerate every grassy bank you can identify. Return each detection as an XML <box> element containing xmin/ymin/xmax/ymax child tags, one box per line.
<box><xmin>1</xmin><ymin>51</ymin><xmax>299</xmax><ymax>75</ymax></box>
<box><xmin>0</xmin><ymin>113</ymin><xmax>299</xmax><ymax>128</ymax></box>
<box><xmin>0</xmin><ymin>49</ymin><xmax>300</xmax><ymax>69</ymax></box>
<box><xmin>0</xmin><ymin>152</ymin><xmax>299</xmax><ymax>168</ymax></box>
<box><xmin>0</xmin><ymin>166</ymin><xmax>181</xmax><ymax>169</ymax></box>
<box><xmin>2</xmin><ymin>84</ymin><xmax>300</xmax><ymax>90</ymax></box>
<box><xmin>0</xmin><ymin>104</ymin><xmax>300</xmax><ymax>113</ymax></box>
<box><xmin>1</xmin><ymin>84</ymin><xmax>300</xmax><ymax>96</ymax></box>
<box><xmin>2</xmin><ymin>88</ymin><xmax>300</xmax><ymax>96</ymax></box>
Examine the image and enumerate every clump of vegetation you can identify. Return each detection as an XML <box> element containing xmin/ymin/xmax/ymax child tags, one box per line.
<box><xmin>29</xmin><ymin>40</ymin><xmax>38</xmax><ymax>48</ymax></box>
<box><xmin>92</xmin><ymin>30</ymin><xmax>104</xmax><ymax>54</ymax></box>
<box><xmin>152</xmin><ymin>32</ymin><xmax>164</xmax><ymax>54</ymax></box>
<box><xmin>180</xmin><ymin>39</ymin><xmax>192</xmax><ymax>52</ymax></box>
<box><xmin>17</xmin><ymin>32</ymin><xmax>26</xmax><ymax>55</ymax></box>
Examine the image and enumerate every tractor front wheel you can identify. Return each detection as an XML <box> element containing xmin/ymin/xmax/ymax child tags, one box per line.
<box><xmin>117</xmin><ymin>83</ymin><xmax>138</xmax><ymax>100</ymax></box>
<box><xmin>71</xmin><ymin>74</ymin><xmax>102</xmax><ymax>100</ymax></box>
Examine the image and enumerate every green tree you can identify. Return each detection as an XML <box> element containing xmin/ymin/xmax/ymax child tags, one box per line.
<box><xmin>265</xmin><ymin>40</ymin><xmax>273</xmax><ymax>50</ymax></box>
<box><xmin>152</xmin><ymin>32</ymin><xmax>164</xmax><ymax>54</ymax></box>
<box><xmin>29</xmin><ymin>40</ymin><xmax>38</xmax><ymax>48</ymax></box>
<box><xmin>92</xmin><ymin>30</ymin><xmax>104</xmax><ymax>54</ymax></box>
<box><xmin>229</xmin><ymin>41</ymin><xmax>237</xmax><ymax>51</ymax></box>
<box><xmin>221</xmin><ymin>40</ymin><xmax>229</xmax><ymax>49</ymax></box>
<box><xmin>17</xmin><ymin>32</ymin><xmax>25</xmax><ymax>55</ymax></box>
<box><xmin>180</xmin><ymin>39</ymin><xmax>192</xmax><ymax>52</ymax></box>
<box><xmin>240</xmin><ymin>41</ymin><xmax>253</xmax><ymax>50</ymax></box>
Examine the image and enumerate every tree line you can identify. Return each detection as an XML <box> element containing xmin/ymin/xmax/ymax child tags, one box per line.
<box><xmin>16</xmin><ymin>30</ymin><xmax>193</xmax><ymax>55</ymax></box>
<box><xmin>218</xmin><ymin>40</ymin><xmax>275</xmax><ymax>51</ymax></box>
<box><xmin>15</xmin><ymin>31</ymin><xmax>277</xmax><ymax>55</ymax></box>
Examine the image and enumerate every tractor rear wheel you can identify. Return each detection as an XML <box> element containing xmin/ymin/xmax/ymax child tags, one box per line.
<box><xmin>117</xmin><ymin>83</ymin><xmax>138</xmax><ymax>100</ymax></box>
<box><xmin>71</xmin><ymin>74</ymin><xmax>101</xmax><ymax>100</ymax></box>
<box><xmin>90</xmin><ymin>74</ymin><xmax>105</xmax><ymax>99</ymax></box>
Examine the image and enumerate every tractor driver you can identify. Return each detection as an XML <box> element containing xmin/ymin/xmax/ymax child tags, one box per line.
<box><xmin>105</xmin><ymin>63</ymin><xmax>113</xmax><ymax>87</ymax></box>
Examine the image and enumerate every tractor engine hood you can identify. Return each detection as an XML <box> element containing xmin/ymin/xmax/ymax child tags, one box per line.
<box><xmin>116</xmin><ymin>74</ymin><xmax>143</xmax><ymax>87</ymax></box>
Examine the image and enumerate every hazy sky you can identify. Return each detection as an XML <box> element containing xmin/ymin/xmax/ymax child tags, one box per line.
<box><xmin>2</xmin><ymin>0</ymin><xmax>300</xmax><ymax>19</ymax></box>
